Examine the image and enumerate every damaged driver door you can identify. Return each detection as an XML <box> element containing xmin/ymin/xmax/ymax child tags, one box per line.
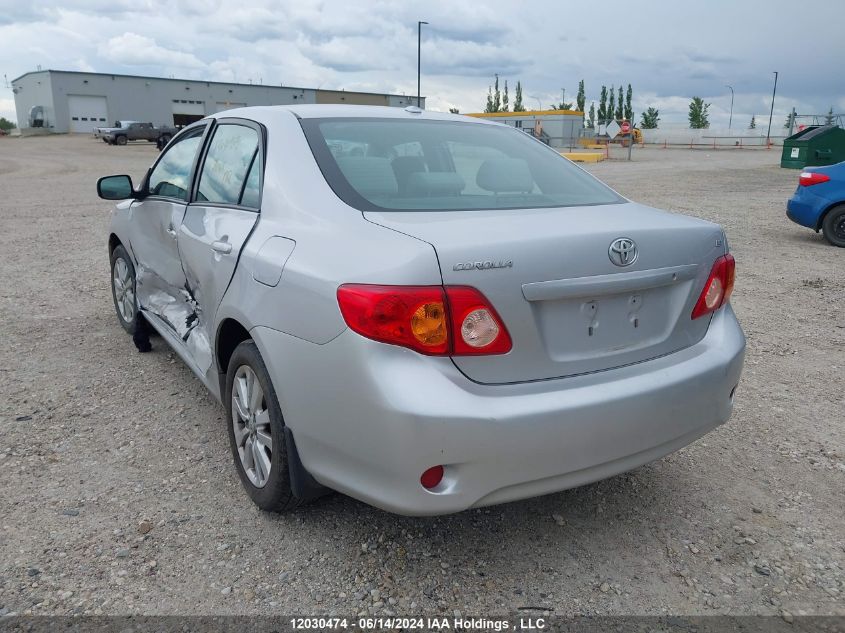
<box><xmin>127</xmin><ymin>123</ymin><xmax>208</xmax><ymax>350</ymax></box>
<box><xmin>177</xmin><ymin>120</ymin><xmax>263</xmax><ymax>383</ymax></box>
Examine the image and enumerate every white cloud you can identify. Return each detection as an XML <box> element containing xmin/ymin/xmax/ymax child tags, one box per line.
<box><xmin>97</xmin><ymin>32</ymin><xmax>203</xmax><ymax>69</ymax></box>
<box><xmin>0</xmin><ymin>0</ymin><xmax>842</xmax><ymax>120</ymax></box>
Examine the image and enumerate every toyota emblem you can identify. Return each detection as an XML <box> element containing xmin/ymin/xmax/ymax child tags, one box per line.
<box><xmin>608</xmin><ymin>237</ymin><xmax>638</xmax><ymax>267</ymax></box>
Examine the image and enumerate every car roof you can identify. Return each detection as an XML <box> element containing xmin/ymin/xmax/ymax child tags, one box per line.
<box><xmin>208</xmin><ymin>104</ymin><xmax>496</xmax><ymax>126</ymax></box>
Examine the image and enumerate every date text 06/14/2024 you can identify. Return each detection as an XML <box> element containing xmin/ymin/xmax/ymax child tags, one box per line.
<box><xmin>289</xmin><ymin>617</ymin><xmax>547</xmax><ymax>630</ymax></box>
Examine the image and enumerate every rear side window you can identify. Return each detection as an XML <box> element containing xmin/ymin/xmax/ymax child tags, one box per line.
<box><xmin>196</xmin><ymin>124</ymin><xmax>259</xmax><ymax>206</ymax></box>
<box><xmin>301</xmin><ymin>118</ymin><xmax>622</xmax><ymax>212</ymax></box>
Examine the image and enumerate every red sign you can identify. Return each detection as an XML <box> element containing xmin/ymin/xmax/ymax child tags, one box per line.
<box><xmin>621</xmin><ymin>121</ymin><xmax>631</xmax><ymax>134</ymax></box>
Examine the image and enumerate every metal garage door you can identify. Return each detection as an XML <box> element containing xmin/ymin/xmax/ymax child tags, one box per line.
<box><xmin>172</xmin><ymin>100</ymin><xmax>206</xmax><ymax>127</ymax></box>
<box><xmin>214</xmin><ymin>102</ymin><xmax>247</xmax><ymax>114</ymax></box>
<box><xmin>68</xmin><ymin>95</ymin><xmax>108</xmax><ymax>133</ymax></box>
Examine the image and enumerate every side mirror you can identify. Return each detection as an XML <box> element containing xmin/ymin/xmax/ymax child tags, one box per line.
<box><xmin>97</xmin><ymin>175</ymin><xmax>135</xmax><ymax>200</ymax></box>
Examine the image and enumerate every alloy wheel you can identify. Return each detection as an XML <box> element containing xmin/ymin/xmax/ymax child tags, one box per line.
<box><xmin>231</xmin><ymin>365</ymin><xmax>272</xmax><ymax>488</ymax></box>
<box><xmin>112</xmin><ymin>256</ymin><xmax>135</xmax><ymax>323</ymax></box>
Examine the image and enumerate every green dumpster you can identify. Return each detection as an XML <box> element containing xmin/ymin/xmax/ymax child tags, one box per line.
<box><xmin>781</xmin><ymin>125</ymin><xmax>845</xmax><ymax>169</ymax></box>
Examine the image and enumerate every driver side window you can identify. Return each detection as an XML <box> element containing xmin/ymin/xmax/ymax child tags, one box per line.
<box><xmin>148</xmin><ymin>127</ymin><xmax>205</xmax><ymax>200</ymax></box>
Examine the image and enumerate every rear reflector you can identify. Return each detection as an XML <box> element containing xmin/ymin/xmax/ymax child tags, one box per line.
<box><xmin>420</xmin><ymin>465</ymin><xmax>444</xmax><ymax>490</ymax></box>
<box><xmin>337</xmin><ymin>284</ymin><xmax>511</xmax><ymax>356</ymax></box>
<box><xmin>691</xmin><ymin>254</ymin><xmax>735</xmax><ymax>320</ymax></box>
<box><xmin>799</xmin><ymin>171</ymin><xmax>830</xmax><ymax>186</ymax></box>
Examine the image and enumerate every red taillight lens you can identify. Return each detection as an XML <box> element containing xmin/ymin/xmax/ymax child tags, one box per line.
<box><xmin>336</xmin><ymin>284</ymin><xmax>511</xmax><ymax>356</ymax></box>
<box><xmin>336</xmin><ymin>285</ymin><xmax>448</xmax><ymax>355</ymax></box>
<box><xmin>420</xmin><ymin>465</ymin><xmax>444</xmax><ymax>490</ymax></box>
<box><xmin>445</xmin><ymin>286</ymin><xmax>512</xmax><ymax>355</ymax></box>
<box><xmin>691</xmin><ymin>254</ymin><xmax>736</xmax><ymax>320</ymax></box>
<box><xmin>799</xmin><ymin>171</ymin><xmax>830</xmax><ymax>186</ymax></box>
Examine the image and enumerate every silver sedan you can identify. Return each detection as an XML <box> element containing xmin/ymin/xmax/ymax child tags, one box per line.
<box><xmin>98</xmin><ymin>105</ymin><xmax>745</xmax><ymax>515</ymax></box>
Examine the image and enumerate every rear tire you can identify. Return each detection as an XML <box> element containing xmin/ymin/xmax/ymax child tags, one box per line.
<box><xmin>115</xmin><ymin>135</ymin><xmax>127</xmax><ymax>146</ymax></box>
<box><xmin>821</xmin><ymin>204</ymin><xmax>845</xmax><ymax>247</ymax></box>
<box><xmin>225</xmin><ymin>341</ymin><xmax>300</xmax><ymax>513</ymax></box>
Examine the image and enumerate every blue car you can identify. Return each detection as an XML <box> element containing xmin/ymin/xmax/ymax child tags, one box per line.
<box><xmin>787</xmin><ymin>161</ymin><xmax>845</xmax><ymax>247</ymax></box>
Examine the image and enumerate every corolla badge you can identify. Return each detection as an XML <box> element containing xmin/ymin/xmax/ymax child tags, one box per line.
<box><xmin>608</xmin><ymin>238</ymin><xmax>638</xmax><ymax>267</ymax></box>
<box><xmin>453</xmin><ymin>260</ymin><xmax>513</xmax><ymax>271</ymax></box>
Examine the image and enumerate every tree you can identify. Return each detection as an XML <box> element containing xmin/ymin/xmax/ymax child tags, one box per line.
<box><xmin>640</xmin><ymin>107</ymin><xmax>660</xmax><ymax>129</ymax></box>
<box><xmin>688</xmin><ymin>96</ymin><xmax>710</xmax><ymax>129</ymax></box>
<box><xmin>598</xmin><ymin>85</ymin><xmax>608</xmax><ymax>124</ymax></box>
<box><xmin>449</xmin><ymin>107</ymin><xmax>460</xmax><ymax>114</ymax></box>
<box><xmin>616</xmin><ymin>85</ymin><xmax>624</xmax><ymax>120</ymax></box>
<box><xmin>749</xmin><ymin>115</ymin><xmax>756</xmax><ymax>129</ymax></box>
<box><xmin>825</xmin><ymin>107</ymin><xmax>835</xmax><ymax>125</ymax></box>
<box><xmin>485</xmin><ymin>86</ymin><xmax>495</xmax><ymax>113</ymax></box>
<box><xmin>492</xmin><ymin>74</ymin><xmax>501</xmax><ymax>113</ymax></box>
<box><xmin>576</xmin><ymin>79</ymin><xmax>585</xmax><ymax>113</ymax></box>
<box><xmin>502</xmin><ymin>80</ymin><xmax>509</xmax><ymax>112</ymax></box>
<box><xmin>624</xmin><ymin>84</ymin><xmax>633</xmax><ymax>121</ymax></box>
<box><xmin>0</xmin><ymin>117</ymin><xmax>16</xmax><ymax>132</ymax></box>
<box><xmin>551</xmin><ymin>101</ymin><xmax>573</xmax><ymax>110</ymax></box>
<box><xmin>608</xmin><ymin>86</ymin><xmax>616</xmax><ymax>124</ymax></box>
<box><xmin>513</xmin><ymin>81</ymin><xmax>525</xmax><ymax>112</ymax></box>
<box><xmin>587</xmin><ymin>102</ymin><xmax>596</xmax><ymax>129</ymax></box>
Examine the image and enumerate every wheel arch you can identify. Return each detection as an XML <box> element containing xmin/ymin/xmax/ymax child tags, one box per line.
<box><xmin>216</xmin><ymin>318</ymin><xmax>252</xmax><ymax>376</ymax></box>
<box><xmin>817</xmin><ymin>200</ymin><xmax>845</xmax><ymax>231</ymax></box>
<box><xmin>108</xmin><ymin>233</ymin><xmax>122</xmax><ymax>255</ymax></box>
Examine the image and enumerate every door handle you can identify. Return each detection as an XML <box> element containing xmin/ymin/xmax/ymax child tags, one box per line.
<box><xmin>212</xmin><ymin>240</ymin><xmax>233</xmax><ymax>254</ymax></box>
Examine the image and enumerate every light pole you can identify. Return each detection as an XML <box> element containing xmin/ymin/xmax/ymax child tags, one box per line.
<box><xmin>766</xmin><ymin>71</ymin><xmax>778</xmax><ymax>143</ymax></box>
<box><xmin>417</xmin><ymin>21</ymin><xmax>428</xmax><ymax>108</ymax></box>
<box><xmin>529</xmin><ymin>95</ymin><xmax>542</xmax><ymax>110</ymax></box>
<box><xmin>725</xmin><ymin>85</ymin><xmax>734</xmax><ymax>131</ymax></box>
<box><xmin>561</xmin><ymin>88</ymin><xmax>565</xmax><ymax>109</ymax></box>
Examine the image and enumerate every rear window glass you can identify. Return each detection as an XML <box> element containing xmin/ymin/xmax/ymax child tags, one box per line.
<box><xmin>301</xmin><ymin>118</ymin><xmax>622</xmax><ymax>212</ymax></box>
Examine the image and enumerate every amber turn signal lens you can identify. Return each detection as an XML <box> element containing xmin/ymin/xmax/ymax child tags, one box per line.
<box><xmin>411</xmin><ymin>302</ymin><xmax>447</xmax><ymax>346</ymax></box>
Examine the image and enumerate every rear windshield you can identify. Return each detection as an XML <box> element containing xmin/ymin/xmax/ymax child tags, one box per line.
<box><xmin>301</xmin><ymin>118</ymin><xmax>623</xmax><ymax>212</ymax></box>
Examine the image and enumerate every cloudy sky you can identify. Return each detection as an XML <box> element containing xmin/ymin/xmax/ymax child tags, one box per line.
<box><xmin>1</xmin><ymin>0</ymin><xmax>844</xmax><ymax>128</ymax></box>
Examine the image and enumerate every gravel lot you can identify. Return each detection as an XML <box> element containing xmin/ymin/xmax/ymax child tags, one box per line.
<box><xmin>0</xmin><ymin>135</ymin><xmax>842</xmax><ymax>618</ymax></box>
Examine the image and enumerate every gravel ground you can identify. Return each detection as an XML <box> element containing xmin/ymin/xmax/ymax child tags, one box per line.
<box><xmin>0</xmin><ymin>136</ymin><xmax>842</xmax><ymax>618</ymax></box>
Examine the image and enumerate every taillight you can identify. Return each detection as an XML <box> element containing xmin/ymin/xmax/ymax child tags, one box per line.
<box><xmin>691</xmin><ymin>254</ymin><xmax>735</xmax><ymax>320</ymax></box>
<box><xmin>336</xmin><ymin>284</ymin><xmax>511</xmax><ymax>356</ymax></box>
<box><xmin>799</xmin><ymin>171</ymin><xmax>830</xmax><ymax>186</ymax></box>
<box><xmin>336</xmin><ymin>285</ymin><xmax>448</xmax><ymax>355</ymax></box>
<box><xmin>445</xmin><ymin>286</ymin><xmax>512</xmax><ymax>355</ymax></box>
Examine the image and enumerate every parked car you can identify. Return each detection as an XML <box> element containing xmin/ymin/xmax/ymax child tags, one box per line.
<box><xmin>786</xmin><ymin>161</ymin><xmax>845</xmax><ymax>247</ymax></box>
<box><xmin>97</xmin><ymin>105</ymin><xmax>745</xmax><ymax>515</ymax></box>
<box><xmin>100</xmin><ymin>121</ymin><xmax>176</xmax><ymax>146</ymax></box>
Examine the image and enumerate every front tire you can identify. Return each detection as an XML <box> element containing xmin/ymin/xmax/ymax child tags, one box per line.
<box><xmin>115</xmin><ymin>135</ymin><xmax>127</xmax><ymax>146</ymax></box>
<box><xmin>110</xmin><ymin>244</ymin><xmax>138</xmax><ymax>334</ymax></box>
<box><xmin>821</xmin><ymin>204</ymin><xmax>845</xmax><ymax>247</ymax></box>
<box><xmin>225</xmin><ymin>341</ymin><xmax>300</xmax><ymax>512</ymax></box>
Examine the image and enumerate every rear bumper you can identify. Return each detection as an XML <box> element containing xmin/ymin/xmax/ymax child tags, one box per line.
<box><xmin>787</xmin><ymin>189</ymin><xmax>827</xmax><ymax>229</ymax></box>
<box><xmin>253</xmin><ymin>305</ymin><xmax>745</xmax><ymax>516</ymax></box>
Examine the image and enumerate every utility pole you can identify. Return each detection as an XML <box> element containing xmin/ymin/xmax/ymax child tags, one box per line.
<box><xmin>561</xmin><ymin>88</ymin><xmax>565</xmax><ymax>109</ymax></box>
<box><xmin>766</xmin><ymin>71</ymin><xmax>778</xmax><ymax>143</ymax></box>
<box><xmin>417</xmin><ymin>21</ymin><xmax>428</xmax><ymax>108</ymax></box>
<box><xmin>725</xmin><ymin>85</ymin><xmax>734</xmax><ymax>131</ymax></box>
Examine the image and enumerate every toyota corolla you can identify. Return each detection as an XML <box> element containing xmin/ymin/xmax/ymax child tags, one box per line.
<box><xmin>98</xmin><ymin>105</ymin><xmax>745</xmax><ymax>515</ymax></box>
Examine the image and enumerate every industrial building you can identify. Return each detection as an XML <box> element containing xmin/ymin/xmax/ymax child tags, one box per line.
<box><xmin>468</xmin><ymin>109</ymin><xmax>584</xmax><ymax>149</ymax></box>
<box><xmin>11</xmin><ymin>69</ymin><xmax>425</xmax><ymax>134</ymax></box>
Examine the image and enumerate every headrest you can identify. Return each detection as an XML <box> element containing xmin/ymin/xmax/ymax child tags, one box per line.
<box><xmin>476</xmin><ymin>158</ymin><xmax>534</xmax><ymax>193</ymax></box>
<box><xmin>336</xmin><ymin>156</ymin><xmax>398</xmax><ymax>197</ymax></box>
<box><xmin>406</xmin><ymin>171</ymin><xmax>466</xmax><ymax>196</ymax></box>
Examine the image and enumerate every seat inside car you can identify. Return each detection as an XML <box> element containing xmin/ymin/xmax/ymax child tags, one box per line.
<box><xmin>391</xmin><ymin>156</ymin><xmax>427</xmax><ymax>196</ymax></box>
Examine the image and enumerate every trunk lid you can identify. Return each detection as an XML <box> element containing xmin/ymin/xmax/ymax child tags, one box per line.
<box><xmin>365</xmin><ymin>202</ymin><xmax>726</xmax><ymax>384</ymax></box>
